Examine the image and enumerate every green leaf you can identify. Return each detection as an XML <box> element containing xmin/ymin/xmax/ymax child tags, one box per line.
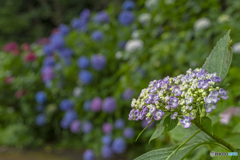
<box><xmin>202</xmin><ymin>30</ymin><xmax>233</xmax><ymax>82</ymax></box>
<box><xmin>163</xmin><ymin>114</ymin><xmax>178</xmax><ymax>134</ymax></box>
<box><xmin>148</xmin><ymin>113</ymin><xmax>170</xmax><ymax>144</ymax></box>
<box><xmin>135</xmin><ymin>130</ymin><xmax>214</xmax><ymax>160</ymax></box>
<box><xmin>232</xmin><ymin>122</ymin><xmax>240</xmax><ymax>133</ymax></box>
<box><xmin>135</xmin><ymin>120</ymin><xmax>154</xmax><ymax>142</ymax></box>
<box><xmin>231</xmin><ymin>149</ymin><xmax>240</xmax><ymax>160</ymax></box>
<box><xmin>201</xmin><ymin>116</ymin><xmax>213</xmax><ymax>134</ymax></box>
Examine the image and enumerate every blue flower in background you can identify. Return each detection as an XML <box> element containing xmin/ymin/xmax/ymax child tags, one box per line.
<box><xmin>43</xmin><ymin>44</ymin><xmax>54</xmax><ymax>56</ymax></box>
<box><xmin>78</xmin><ymin>56</ymin><xmax>89</xmax><ymax>69</ymax></box>
<box><xmin>102</xmin><ymin>123</ymin><xmax>113</xmax><ymax>134</ymax></box>
<box><xmin>60</xmin><ymin>110</ymin><xmax>78</xmax><ymax>129</ymax></box>
<box><xmin>91</xmin><ymin>54</ymin><xmax>106</xmax><ymax>71</ymax></box>
<box><xmin>78</xmin><ymin>70</ymin><xmax>93</xmax><ymax>84</ymax></box>
<box><xmin>91</xmin><ymin>31</ymin><xmax>104</xmax><ymax>41</ymax></box>
<box><xmin>49</xmin><ymin>34</ymin><xmax>65</xmax><ymax>49</ymax></box>
<box><xmin>58</xmin><ymin>24</ymin><xmax>70</xmax><ymax>36</ymax></box>
<box><xmin>112</xmin><ymin>137</ymin><xmax>126</xmax><ymax>154</ymax></box>
<box><xmin>80</xmin><ymin>9</ymin><xmax>91</xmax><ymax>23</ymax></box>
<box><xmin>118</xmin><ymin>41</ymin><xmax>126</xmax><ymax>49</ymax></box>
<box><xmin>94</xmin><ymin>11</ymin><xmax>109</xmax><ymax>24</ymax></box>
<box><xmin>101</xmin><ymin>135</ymin><xmax>112</xmax><ymax>145</ymax></box>
<box><xmin>101</xmin><ymin>146</ymin><xmax>113</xmax><ymax>159</ymax></box>
<box><xmin>41</xmin><ymin>67</ymin><xmax>54</xmax><ymax>82</ymax></box>
<box><xmin>35</xmin><ymin>91</ymin><xmax>47</xmax><ymax>104</ymax></box>
<box><xmin>43</xmin><ymin>56</ymin><xmax>55</xmax><ymax>67</ymax></box>
<box><xmin>114</xmin><ymin>119</ymin><xmax>125</xmax><ymax>129</ymax></box>
<box><xmin>102</xmin><ymin>97</ymin><xmax>117</xmax><ymax>113</ymax></box>
<box><xmin>83</xmin><ymin>149</ymin><xmax>95</xmax><ymax>160</ymax></box>
<box><xmin>60</xmin><ymin>99</ymin><xmax>74</xmax><ymax>111</ymax></box>
<box><xmin>83</xmin><ymin>100</ymin><xmax>91</xmax><ymax>111</ymax></box>
<box><xmin>122</xmin><ymin>0</ymin><xmax>135</xmax><ymax>10</ymax></box>
<box><xmin>118</xmin><ymin>11</ymin><xmax>134</xmax><ymax>26</ymax></box>
<box><xmin>122</xmin><ymin>88</ymin><xmax>134</xmax><ymax>100</ymax></box>
<box><xmin>123</xmin><ymin>127</ymin><xmax>135</xmax><ymax>139</ymax></box>
<box><xmin>82</xmin><ymin>121</ymin><xmax>93</xmax><ymax>133</ymax></box>
<box><xmin>59</xmin><ymin>48</ymin><xmax>73</xmax><ymax>59</ymax></box>
<box><xmin>71</xmin><ymin>18</ymin><xmax>86</xmax><ymax>31</ymax></box>
<box><xmin>35</xmin><ymin>113</ymin><xmax>46</xmax><ymax>126</ymax></box>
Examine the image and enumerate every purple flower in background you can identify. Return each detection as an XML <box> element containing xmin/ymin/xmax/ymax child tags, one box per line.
<box><xmin>123</xmin><ymin>127</ymin><xmax>134</xmax><ymax>139</ymax></box>
<box><xmin>60</xmin><ymin>110</ymin><xmax>78</xmax><ymax>129</ymax></box>
<box><xmin>122</xmin><ymin>1</ymin><xmax>135</xmax><ymax>10</ymax></box>
<box><xmin>219</xmin><ymin>107</ymin><xmax>240</xmax><ymax>125</ymax></box>
<box><xmin>78</xmin><ymin>56</ymin><xmax>89</xmax><ymax>69</ymax></box>
<box><xmin>35</xmin><ymin>114</ymin><xmax>46</xmax><ymax>126</ymax></box>
<box><xmin>84</xmin><ymin>100</ymin><xmax>91</xmax><ymax>111</ymax></box>
<box><xmin>180</xmin><ymin>116</ymin><xmax>191</xmax><ymax>129</ymax></box>
<box><xmin>102</xmin><ymin>135</ymin><xmax>112</xmax><ymax>145</ymax></box>
<box><xmin>78</xmin><ymin>70</ymin><xmax>93</xmax><ymax>84</ymax></box>
<box><xmin>50</xmin><ymin>34</ymin><xmax>65</xmax><ymax>49</ymax></box>
<box><xmin>70</xmin><ymin>120</ymin><xmax>81</xmax><ymax>133</ymax></box>
<box><xmin>118</xmin><ymin>11</ymin><xmax>134</xmax><ymax>26</ymax></box>
<box><xmin>118</xmin><ymin>41</ymin><xmax>126</xmax><ymax>49</ymax></box>
<box><xmin>91</xmin><ymin>54</ymin><xmax>106</xmax><ymax>71</ymax></box>
<box><xmin>82</xmin><ymin>121</ymin><xmax>93</xmax><ymax>133</ymax></box>
<box><xmin>60</xmin><ymin>99</ymin><xmax>74</xmax><ymax>111</ymax></box>
<box><xmin>91</xmin><ymin>97</ymin><xmax>102</xmax><ymax>112</ymax></box>
<box><xmin>112</xmin><ymin>137</ymin><xmax>126</xmax><ymax>154</ymax></box>
<box><xmin>122</xmin><ymin>88</ymin><xmax>134</xmax><ymax>100</ymax></box>
<box><xmin>43</xmin><ymin>56</ymin><xmax>55</xmax><ymax>67</ymax></box>
<box><xmin>91</xmin><ymin>31</ymin><xmax>104</xmax><ymax>41</ymax></box>
<box><xmin>42</xmin><ymin>67</ymin><xmax>54</xmax><ymax>82</ymax></box>
<box><xmin>102</xmin><ymin>123</ymin><xmax>113</xmax><ymax>134</ymax></box>
<box><xmin>114</xmin><ymin>119</ymin><xmax>125</xmax><ymax>129</ymax></box>
<box><xmin>80</xmin><ymin>9</ymin><xmax>91</xmax><ymax>23</ymax></box>
<box><xmin>219</xmin><ymin>88</ymin><xmax>228</xmax><ymax>100</ymax></box>
<box><xmin>58</xmin><ymin>24</ymin><xmax>69</xmax><ymax>36</ymax></box>
<box><xmin>94</xmin><ymin>11</ymin><xmax>109</xmax><ymax>24</ymax></box>
<box><xmin>102</xmin><ymin>97</ymin><xmax>117</xmax><ymax>113</ymax></box>
<box><xmin>35</xmin><ymin>91</ymin><xmax>47</xmax><ymax>104</ymax></box>
<box><xmin>101</xmin><ymin>146</ymin><xmax>113</xmax><ymax>159</ymax></box>
<box><xmin>43</xmin><ymin>44</ymin><xmax>54</xmax><ymax>56</ymax></box>
<box><xmin>83</xmin><ymin>149</ymin><xmax>95</xmax><ymax>160</ymax></box>
<box><xmin>141</xmin><ymin>119</ymin><xmax>155</xmax><ymax>129</ymax></box>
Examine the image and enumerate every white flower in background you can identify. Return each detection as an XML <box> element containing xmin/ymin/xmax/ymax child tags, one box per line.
<box><xmin>115</xmin><ymin>51</ymin><xmax>123</xmax><ymax>59</ymax></box>
<box><xmin>232</xmin><ymin>42</ymin><xmax>240</xmax><ymax>54</ymax></box>
<box><xmin>165</xmin><ymin>0</ymin><xmax>175</xmax><ymax>5</ymax></box>
<box><xmin>217</xmin><ymin>14</ymin><xmax>230</xmax><ymax>23</ymax></box>
<box><xmin>194</xmin><ymin>17</ymin><xmax>211</xmax><ymax>31</ymax></box>
<box><xmin>125</xmin><ymin>39</ymin><xmax>144</xmax><ymax>53</ymax></box>
<box><xmin>131</xmin><ymin>30</ymin><xmax>140</xmax><ymax>39</ymax></box>
<box><xmin>145</xmin><ymin>0</ymin><xmax>158</xmax><ymax>9</ymax></box>
<box><xmin>73</xmin><ymin>87</ymin><xmax>83</xmax><ymax>97</ymax></box>
<box><xmin>138</xmin><ymin>13</ymin><xmax>151</xmax><ymax>25</ymax></box>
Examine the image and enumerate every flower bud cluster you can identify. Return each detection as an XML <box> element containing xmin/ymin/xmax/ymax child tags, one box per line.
<box><xmin>129</xmin><ymin>68</ymin><xmax>228</xmax><ymax>128</ymax></box>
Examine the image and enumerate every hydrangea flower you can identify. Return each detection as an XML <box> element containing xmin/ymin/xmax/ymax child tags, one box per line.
<box><xmin>73</xmin><ymin>87</ymin><xmax>83</xmax><ymax>97</ymax></box>
<box><xmin>118</xmin><ymin>41</ymin><xmax>126</xmax><ymax>49</ymax></box>
<box><xmin>71</xmin><ymin>18</ymin><xmax>87</xmax><ymax>32</ymax></box>
<box><xmin>125</xmin><ymin>39</ymin><xmax>143</xmax><ymax>53</ymax></box>
<box><xmin>138</xmin><ymin>13</ymin><xmax>151</xmax><ymax>25</ymax></box>
<box><xmin>102</xmin><ymin>123</ymin><xmax>113</xmax><ymax>134</ymax></box>
<box><xmin>91</xmin><ymin>31</ymin><xmax>104</xmax><ymax>41</ymax></box>
<box><xmin>101</xmin><ymin>135</ymin><xmax>112</xmax><ymax>145</ymax></box>
<box><xmin>49</xmin><ymin>34</ymin><xmax>65</xmax><ymax>49</ymax></box>
<box><xmin>79</xmin><ymin>9</ymin><xmax>91</xmax><ymax>23</ymax></box>
<box><xmin>123</xmin><ymin>127</ymin><xmax>134</xmax><ymax>139</ymax></box>
<box><xmin>78</xmin><ymin>70</ymin><xmax>93</xmax><ymax>84</ymax></box>
<box><xmin>114</xmin><ymin>119</ymin><xmax>125</xmax><ymax>129</ymax></box>
<box><xmin>83</xmin><ymin>149</ymin><xmax>95</xmax><ymax>160</ymax></box>
<box><xmin>112</xmin><ymin>137</ymin><xmax>126</xmax><ymax>154</ymax></box>
<box><xmin>122</xmin><ymin>0</ymin><xmax>135</xmax><ymax>10</ymax></box>
<box><xmin>60</xmin><ymin>110</ymin><xmax>78</xmax><ymax>129</ymax></box>
<box><xmin>91</xmin><ymin>54</ymin><xmax>106</xmax><ymax>71</ymax></box>
<box><xmin>91</xmin><ymin>97</ymin><xmax>102</xmax><ymax>112</ymax></box>
<box><xmin>129</xmin><ymin>68</ymin><xmax>228</xmax><ymax>129</ymax></box>
<box><xmin>118</xmin><ymin>11</ymin><xmax>135</xmax><ymax>26</ymax></box>
<box><xmin>94</xmin><ymin>11</ymin><xmax>109</xmax><ymax>24</ymax></box>
<box><xmin>83</xmin><ymin>100</ymin><xmax>91</xmax><ymax>111</ymax></box>
<box><xmin>82</xmin><ymin>121</ymin><xmax>93</xmax><ymax>133</ymax></box>
<box><xmin>35</xmin><ymin>91</ymin><xmax>47</xmax><ymax>104</ymax></box>
<box><xmin>78</xmin><ymin>56</ymin><xmax>89</xmax><ymax>69</ymax></box>
<box><xmin>35</xmin><ymin>113</ymin><xmax>46</xmax><ymax>126</ymax></box>
<box><xmin>58</xmin><ymin>24</ymin><xmax>70</xmax><ymax>36</ymax></box>
<box><xmin>122</xmin><ymin>88</ymin><xmax>134</xmax><ymax>100</ymax></box>
<box><xmin>43</xmin><ymin>56</ymin><xmax>55</xmax><ymax>67</ymax></box>
<box><xmin>232</xmin><ymin>42</ymin><xmax>240</xmax><ymax>54</ymax></box>
<box><xmin>43</xmin><ymin>44</ymin><xmax>54</xmax><ymax>56</ymax></box>
<box><xmin>101</xmin><ymin>146</ymin><xmax>113</xmax><ymax>159</ymax></box>
<box><xmin>70</xmin><ymin>120</ymin><xmax>81</xmax><ymax>133</ymax></box>
<box><xmin>102</xmin><ymin>97</ymin><xmax>117</xmax><ymax>113</ymax></box>
<box><xmin>60</xmin><ymin>99</ymin><xmax>74</xmax><ymax>111</ymax></box>
<box><xmin>219</xmin><ymin>107</ymin><xmax>240</xmax><ymax>125</ymax></box>
<box><xmin>194</xmin><ymin>17</ymin><xmax>211</xmax><ymax>31</ymax></box>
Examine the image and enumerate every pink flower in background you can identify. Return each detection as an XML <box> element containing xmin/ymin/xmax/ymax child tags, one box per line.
<box><xmin>91</xmin><ymin>97</ymin><xmax>102</xmax><ymax>112</ymax></box>
<box><xmin>36</xmin><ymin>38</ymin><xmax>49</xmax><ymax>45</ymax></box>
<box><xmin>15</xmin><ymin>90</ymin><xmax>27</xmax><ymax>99</ymax></box>
<box><xmin>51</xmin><ymin>28</ymin><xmax>59</xmax><ymax>34</ymax></box>
<box><xmin>2</xmin><ymin>42</ymin><xmax>19</xmax><ymax>55</ymax></box>
<box><xmin>219</xmin><ymin>107</ymin><xmax>240</xmax><ymax>124</ymax></box>
<box><xmin>21</xmin><ymin>43</ymin><xmax>31</xmax><ymax>51</ymax></box>
<box><xmin>24</xmin><ymin>52</ymin><xmax>37</xmax><ymax>62</ymax></box>
<box><xmin>4</xmin><ymin>76</ymin><xmax>14</xmax><ymax>84</ymax></box>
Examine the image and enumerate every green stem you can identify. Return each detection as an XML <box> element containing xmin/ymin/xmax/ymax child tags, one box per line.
<box><xmin>193</xmin><ymin>120</ymin><xmax>235</xmax><ymax>152</ymax></box>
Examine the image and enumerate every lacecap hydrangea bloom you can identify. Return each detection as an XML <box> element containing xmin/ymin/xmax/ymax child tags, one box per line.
<box><xmin>129</xmin><ymin>68</ymin><xmax>229</xmax><ymax>129</ymax></box>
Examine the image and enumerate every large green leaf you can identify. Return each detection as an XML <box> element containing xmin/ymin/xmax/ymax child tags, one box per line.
<box><xmin>231</xmin><ymin>149</ymin><xmax>240</xmax><ymax>160</ymax></box>
<box><xmin>202</xmin><ymin>30</ymin><xmax>233</xmax><ymax>82</ymax></box>
<box><xmin>201</xmin><ymin>116</ymin><xmax>213</xmax><ymax>134</ymax></box>
<box><xmin>135</xmin><ymin>130</ymin><xmax>214</xmax><ymax>160</ymax></box>
<box><xmin>163</xmin><ymin>114</ymin><xmax>178</xmax><ymax>134</ymax></box>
